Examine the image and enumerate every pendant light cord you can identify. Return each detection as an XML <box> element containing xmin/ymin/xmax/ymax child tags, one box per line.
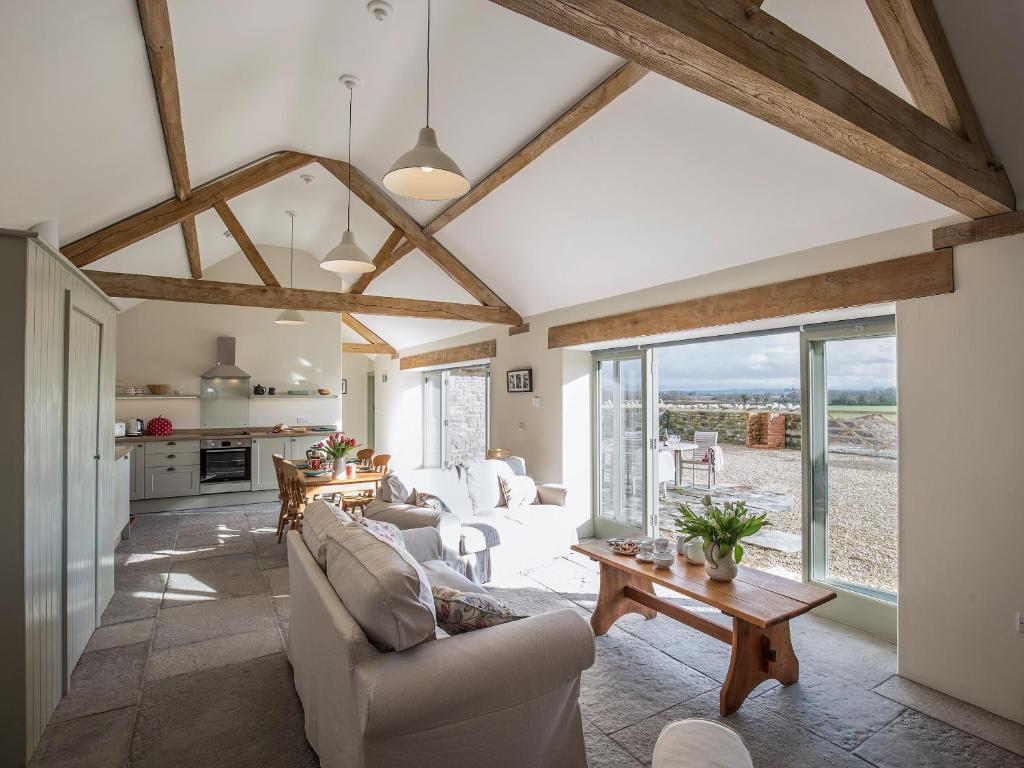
<box><xmin>289</xmin><ymin>213</ymin><xmax>295</xmax><ymax>288</ymax></box>
<box><xmin>426</xmin><ymin>0</ymin><xmax>431</xmax><ymax>127</ymax></box>
<box><xmin>347</xmin><ymin>86</ymin><xmax>353</xmax><ymax>231</ymax></box>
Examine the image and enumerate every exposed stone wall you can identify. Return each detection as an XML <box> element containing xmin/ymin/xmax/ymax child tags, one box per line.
<box><xmin>446</xmin><ymin>368</ymin><xmax>489</xmax><ymax>464</ymax></box>
<box><xmin>660</xmin><ymin>408</ymin><xmax>802</xmax><ymax>449</ymax></box>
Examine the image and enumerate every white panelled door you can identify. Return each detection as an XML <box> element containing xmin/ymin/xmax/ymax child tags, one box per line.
<box><xmin>65</xmin><ymin>307</ymin><xmax>103</xmax><ymax>674</ymax></box>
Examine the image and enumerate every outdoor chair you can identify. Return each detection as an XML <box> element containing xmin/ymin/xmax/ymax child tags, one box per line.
<box><xmin>679</xmin><ymin>431</ymin><xmax>719</xmax><ymax>488</ymax></box>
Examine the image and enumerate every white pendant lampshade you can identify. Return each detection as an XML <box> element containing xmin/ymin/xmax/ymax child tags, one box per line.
<box><xmin>275</xmin><ymin>210</ymin><xmax>307</xmax><ymax>325</ymax></box>
<box><xmin>383</xmin><ymin>126</ymin><xmax>469</xmax><ymax>200</ymax></box>
<box><xmin>275</xmin><ymin>308</ymin><xmax>307</xmax><ymax>325</ymax></box>
<box><xmin>383</xmin><ymin>0</ymin><xmax>468</xmax><ymax>201</ymax></box>
<box><xmin>320</xmin><ymin>229</ymin><xmax>374</xmax><ymax>273</ymax></box>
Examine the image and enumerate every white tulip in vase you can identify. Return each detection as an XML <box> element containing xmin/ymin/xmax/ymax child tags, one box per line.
<box><xmin>673</xmin><ymin>496</ymin><xmax>771</xmax><ymax>582</ymax></box>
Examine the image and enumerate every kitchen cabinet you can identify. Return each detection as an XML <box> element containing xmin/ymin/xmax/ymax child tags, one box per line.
<box><xmin>251</xmin><ymin>434</ymin><xmax>329</xmax><ymax>491</ymax></box>
<box><xmin>128</xmin><ymin>442</ymin><xmax>146</xmax><ymax>500</ymax></box>
<box><xmin>144</xmin><ymin>439</ymin><xmax>200</xmax><ymax>454</ymax></box>
<box><xmin>114</xmin><ymin>452</ymin><xmax>131</xmax><ymax>543</ymax></box>
<box><xmin>252</xmin><ymin>436</ymin><xmax>289</xmax><ymax>491</ymax></box>
<box><xmin>144</xmin><ymin>465</ymin><xmax>201</xmax><ymax>498</ymax></box>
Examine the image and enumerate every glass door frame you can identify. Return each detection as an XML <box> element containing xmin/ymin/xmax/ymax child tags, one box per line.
<box><xmin>591</xmin><ymin>349</ymin><xmax>656</xmax><ymax>539</ymax></box>
<box><xmin>801</xmin><ymin>316</ymin><xmax>898</xmax><ymax>638</ymax></box>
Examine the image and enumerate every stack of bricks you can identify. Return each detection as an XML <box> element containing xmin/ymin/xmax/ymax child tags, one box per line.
<box><xmin>746</xmin><ymin>412</ymin><xmax>786</xmax><ymax>449</ymax></box>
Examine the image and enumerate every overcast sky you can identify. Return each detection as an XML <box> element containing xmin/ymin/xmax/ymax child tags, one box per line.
<box><xmin>656</xmin><ymin>333</ymin><xmax>896</xmax><ymax>391</ymax></box>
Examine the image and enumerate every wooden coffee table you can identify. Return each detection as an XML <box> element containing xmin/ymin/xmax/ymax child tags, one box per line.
<box><xmin>573</xmin><ymin>539</ymin><xmax>836</xmax><ymax>715</ymax></box>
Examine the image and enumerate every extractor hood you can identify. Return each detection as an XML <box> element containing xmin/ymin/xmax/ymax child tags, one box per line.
<box><xmin>201</xmin><ymin>337</ymin><xmax>251</xmax><ymax>379</ymax></box>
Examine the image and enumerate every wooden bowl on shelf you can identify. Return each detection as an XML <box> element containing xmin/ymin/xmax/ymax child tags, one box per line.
<box><xmin>147</xmin><ymin>384</ymin><xmax>171</xmax><ymax>395</ymax></box>
<box><xmin>317</xmin><ymin>388</ymin><xmax>330</xmax><ymax>396</ymax></box>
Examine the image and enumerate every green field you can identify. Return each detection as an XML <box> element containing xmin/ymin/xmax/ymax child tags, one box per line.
<box><xmin>828</xmin><ymin>404</ymin><xmax>897</xmax><ymax>421</ymax></box>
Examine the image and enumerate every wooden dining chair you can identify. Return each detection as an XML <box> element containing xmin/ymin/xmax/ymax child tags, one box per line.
<box><xmin>273</xmin><ymin>454</ymin><xmax>290</xmax><ymax>541</ymax></box>
<box><xmin>277</xmin><ymin>459</ymin><xmax>308</xmax><ymax>542</ymax></box>
<box><xmin>371</xmin><ymin>454</ymin><xmax>391</xmax><ymax>472</ymax></box>
<box><xmin>340</xmin><ymin>454</ymin><xmax>390</xmax><ymax>516</ymax></box>
<box><xmin>356</xmin><ymin>448</ymin><xmax>374</xmax><ymax>468</ymax></box>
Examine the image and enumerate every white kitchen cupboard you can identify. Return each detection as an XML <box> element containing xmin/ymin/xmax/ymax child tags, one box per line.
<box><xmin>252</xmin><ymin>436</ymin><xmax>289</xmax><ymax>490</ymax></box>
<box><xmin>0</xmin><ymin>230</ymin><xmax>118</xmax><ymax>766</ymax></box>
<box><xmin>114</xmin><ymin>453</ymin><xmax>131</xmax><ymax>545</ymax></box>
<box><xmin>144</xmin><ymin>465</ymin><xmax>202</xmax><ymax>497</ymax></box>
<box><xmin>252</xmin><ymin>434</ymin><xmax>327</xmax><ymax>490</ymax></box>
<box><xmin>127</xmin><ymin>442</ymin><xmax>146</xmax><ymax>500</ymax></box>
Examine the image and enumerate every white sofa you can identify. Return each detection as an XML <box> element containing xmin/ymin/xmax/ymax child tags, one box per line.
<box><xmin>287</xmin><ymin>511</ymin><xmax>596</xmax><ymax>768</ymax></box>
<box><xmin>364</xmin><ymin>458</ymin><xmax>580</xmax><ymax>583</ymax></box>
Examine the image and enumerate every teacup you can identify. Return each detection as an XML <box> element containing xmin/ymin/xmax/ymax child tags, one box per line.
<box><xmin>653</xmin><ymin>537</ymin><xmax>671</xmax><ymax>556</ymax></box>
<box><xmin>308</xmin><ymin>456</ymin><xmax>322</xmax><ymax>471</ymax></box>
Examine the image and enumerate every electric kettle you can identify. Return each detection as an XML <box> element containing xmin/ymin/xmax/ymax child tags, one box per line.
<box><xmin>126</xmin><ymin>418</ymin><xmax>145</xmax><ymax>436</ymax></box>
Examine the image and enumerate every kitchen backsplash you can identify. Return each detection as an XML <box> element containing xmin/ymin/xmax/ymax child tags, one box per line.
<box><xmin>114</xmin><ymin>398</ymin><xmax>342</xmax><ymax>432</ymax></box>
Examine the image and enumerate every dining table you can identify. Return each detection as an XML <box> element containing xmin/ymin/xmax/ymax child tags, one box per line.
<box><xmin>283</xmin><ymin>459</ymin><xmax>386</xmax><ymax>504</ymax></box>
<box><xmin>658</xmin><ymin>441</ymin><xmax>698</xmax><ymax>486</ymax></box>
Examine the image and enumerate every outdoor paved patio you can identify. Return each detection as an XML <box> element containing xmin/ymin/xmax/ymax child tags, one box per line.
<box><xmin>656</xmin><ymin>444</ymin><xmax>898</xmax><ymax>592</ymax></box>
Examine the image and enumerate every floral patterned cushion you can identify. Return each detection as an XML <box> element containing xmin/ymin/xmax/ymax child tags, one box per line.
<box><xmin>431</xmin><ymin>586</ymin><xmax>526</xmax><ymax>635</ymax></box>
<box><xmin>355</xmin><ymin>516</ymin><xmax>404</xmax><ymax>549</ymax></box>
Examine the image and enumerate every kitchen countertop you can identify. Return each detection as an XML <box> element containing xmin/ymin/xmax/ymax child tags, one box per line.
<box><xmin>116</xmin><ymin>426</ymin><xmax>336</xmax><ymax>444</ymax></box>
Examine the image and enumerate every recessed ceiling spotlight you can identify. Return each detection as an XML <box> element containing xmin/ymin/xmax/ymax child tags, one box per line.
<box><xmin>367</xmin><ymin>0</ymin><xmax>393</xmax><ymax>22</ymax></box>
<box><xmin>299</xmin><ymin>173</ymin><xmax>315</xmax><ymax>185</ymax></box>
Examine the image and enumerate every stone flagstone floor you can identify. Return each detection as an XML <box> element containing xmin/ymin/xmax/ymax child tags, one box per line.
<box><xmin>28</xmin><ymin>503</ymin><xmax>1024</xmax><ymax>767</ymax></box>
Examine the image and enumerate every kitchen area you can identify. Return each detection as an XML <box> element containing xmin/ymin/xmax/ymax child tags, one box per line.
<box><xmin>116</xmin><ymin>335</ymin><xmax>350</xmax><ymax>513</ymax></box>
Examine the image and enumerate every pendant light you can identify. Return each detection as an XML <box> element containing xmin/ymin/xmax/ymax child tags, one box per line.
<box><xmin>383</xmin><ymin>0</ymin><xmax>469</xmax><ymax>200</ymax></box>
<box><xmin>321</xmin><ymin>77</ymin><xmax>375</xmax><ymax>273</ymax></box>
<box><xmin>275</xmin><ymin>211</ymin><xmax>307</xmax><ymax>325</ymax></box>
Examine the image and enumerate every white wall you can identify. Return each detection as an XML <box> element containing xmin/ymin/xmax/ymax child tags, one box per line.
<box><xmin>341</xmin><ymin>353</ymin><xmax>370</xmax><ymax>447</ymax></box>
<box><xmin>897</xmin><ymin>233</ymin><xmax>1024</xmax><ymax>725</ymax></box>
<box><xmin>115</xmin><ymin>247</ymin><xmax>342</xmax><ymax>429</ymax></box>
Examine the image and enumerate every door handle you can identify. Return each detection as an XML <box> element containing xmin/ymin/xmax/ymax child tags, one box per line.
<box><xmin>94</xmin><ymin>454</ymin><xmax>100</xmax><ymax>460</ymax></box>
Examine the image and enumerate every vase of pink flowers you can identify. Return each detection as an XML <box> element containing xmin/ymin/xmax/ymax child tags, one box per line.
<box><xmin>316</xmin><ymin>432</ymin><xmax>359</xmax><ymax>478</ymax></box>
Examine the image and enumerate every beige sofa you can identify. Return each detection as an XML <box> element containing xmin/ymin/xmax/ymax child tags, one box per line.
<box><xmin>364</xmin><ymin>458</ymin><xmax>581</xmax><ymax>583</ymax></box>
<box><xmin>287</xmin><ymin>513</ymin><xmax>595</xmax><ymax>768</ymax></box>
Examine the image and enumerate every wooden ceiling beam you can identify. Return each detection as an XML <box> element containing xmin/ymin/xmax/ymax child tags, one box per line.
<box><xmin>84</xmin><ymin>272</ymin><xmax>522</xmax><ymax>324</ymax></box>
<box><xmin>137</xmin><ymin>0</ymin><xmax>190</xmax><ymax>201</ymax></box>
<box><xmin>180</xmin><ymin>216</ymin><xmax>202</xmax><ymax>279</ymax></box>
<box><xmin>400</xmin><ymin>340</ymin><xmax>498</xmax><ymax>371</ymax></box>
<box><xmin>932</xmin><ymin>210</ymin><xmax>1024</xmax><ymax>249</ymax></box>
<box><xmin>213</xmin><ymin>200</ymin><xmax>280</xmax><ymax>287</ymax></box>
<box><xmin>547</xmin><ymin>250</ymin><xmax>953</xmax><ymax>348</ymax></box>
<box><xmin>348</xmin><ymin>227</ymin><xmax>405</xmax><ymax>295</ymax></box>
<box><xmin>488</xmin><ymin>0</ymin><xmax>1014</xmax><ymax>218</ymax></box>
<box><xmin>341</xmin><ymin>312</ymin><xmax>397</xmax><ymax>357</ymax></box>
<box><xmin>354</xmin><ymin>60</ymin><xmax>649</xmax><ymax>290</ymax></box>
<box><xmin>318</xmin><ymin>158</ymin><xmax>513</xmax><ymax>310</ymax></box>
<box><xmin>64</xmin><ymin>151</ymin><xmax>315</xmax><ymax>267</ymax></box>
<box><xmin>344</xmin><ymin>342</ymin><xmax>395</xmax><ymax>355</ymax></box>
<box><xmin>865</xmin><ymin>0</ymin><xmax>993</xmax><ymax>154</ymax></box>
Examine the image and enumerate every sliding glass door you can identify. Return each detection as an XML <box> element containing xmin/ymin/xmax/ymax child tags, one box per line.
<box><xmin>594</xmin><ymin>352</ymin><xmax>651</xmax><ymax>537</ymax></box>
<box><xmin>804</xmin><ymin>318</ymin><xmax>898</xmax><ymax>608</ymax></box>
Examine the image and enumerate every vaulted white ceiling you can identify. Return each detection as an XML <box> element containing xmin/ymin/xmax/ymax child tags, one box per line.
<box><xmin>1</xmin><ymin>0</ymin><xmax>1020</xmax><ymax>350</ymax></box>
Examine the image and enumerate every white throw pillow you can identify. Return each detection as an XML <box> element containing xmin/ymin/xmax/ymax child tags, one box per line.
<box><xmin>377</xmin><ymin>471</ymin><xmax>415</xmax><ymax>504</ymax></box>
<box><xmin>498</xmin><ymin>474</ymin><xmax>538</xmax><ymax>508</ymax></box>
<box><xmin>301</xmin><ymin>500</ymin><xmax>353</xmax><ymax>569</ymax></box>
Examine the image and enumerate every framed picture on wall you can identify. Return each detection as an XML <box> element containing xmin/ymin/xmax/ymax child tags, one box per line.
<box><xmin>507</xmin><ymin>368</ymin><xmax>532</xmax><ymax>393</ymax></box>
<box><xmin>341</xmin><ymin>378</ymin><xmax>347</xmax><ymax>395</ymax></box>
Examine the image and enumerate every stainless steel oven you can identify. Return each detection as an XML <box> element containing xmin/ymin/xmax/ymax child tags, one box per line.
<box><xmin>199</xmin><ymin>438</ymin><xmax>252</xmax><ymax>494</ymax></box>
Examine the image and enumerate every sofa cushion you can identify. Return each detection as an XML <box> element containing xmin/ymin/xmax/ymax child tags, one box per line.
<box><xmin>462</xmin><ymin>460</ymin><xmax>516</xmax><ymax>513</ymax></box>
<box><xmin>377</xmin><ymin>471</ymin><xmax>415</xmax><ymax>504</ymax></box>
<box><xmin>407</xmin><ymin>467</ymin><xmax>473</xmax><ymax>521</ymax></box>
<box><xmin>430</xmin><ymin>586</ymin><xmax>525</xmax><ymax>635</ymax></box>
<box><xmin>419</xmin><ymin>559</ymin><xmax>482</xmax><ymax>593</ymax></box>
<box><xmin>498</xmin><ymin>474</ymin><xmax>538</xmax><ymax>508</ymax></box>
<box><xmin>324</xmin><ymin>525</ymin><xmax>436</xmax><ymax>652</ymax></box>
<box><xmin>301</xmin><ymin>499</ymin><xmax>353</xmax><ymax>569</ymax></box>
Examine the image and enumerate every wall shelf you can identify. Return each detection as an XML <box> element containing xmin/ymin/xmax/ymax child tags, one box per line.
<box><xmin>116</xmin><ymin>395</ymin><xmax>199</xmax><ymax>400</ymax></box>
<box><xmin>250</xmin><ymin>394</ymin><xmax>339</xmax><ymax>399</ymax></box>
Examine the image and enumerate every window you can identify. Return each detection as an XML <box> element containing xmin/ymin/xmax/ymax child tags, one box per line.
<box><xmin>422</xmin><ymin>365</ymin><xmax>491</xmax><ymax>467</ymax></box>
